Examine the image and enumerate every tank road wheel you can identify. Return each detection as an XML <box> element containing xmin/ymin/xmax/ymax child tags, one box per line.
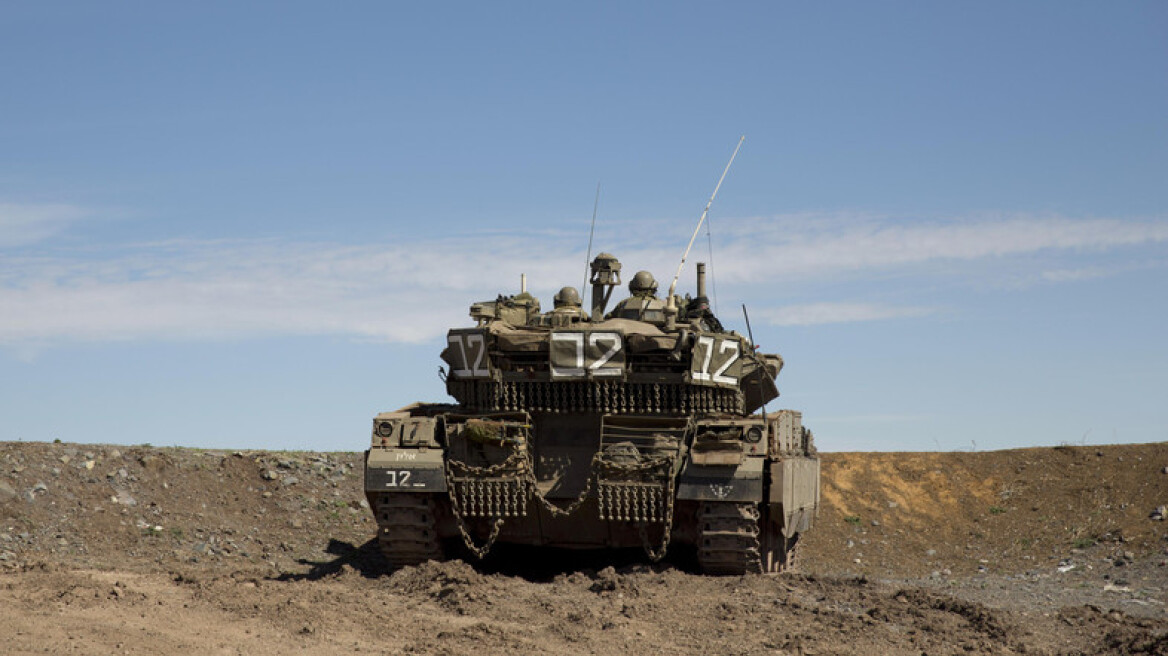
<box><xmin>373</xmin><ymin>493</ymin><xmax>445</xmax><ymax>568</ymax></box>
<box><xmin>696</xmin><ymin>501</ymin><xmax>763</xmax><ymax>575</ymax></box>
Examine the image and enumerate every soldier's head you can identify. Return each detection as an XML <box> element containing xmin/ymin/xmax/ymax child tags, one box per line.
<box><xmin>690</xmin><ymin>296</ymin><xmax>710</xmax><ymax>313</ymax></box>
<box><xmin>553</xmin><ymin>286</ymin><xmax>582</xmax><ymax>309</ymax></box>
<box><xmin>629</xmin><ymin>270</ymin><xmax>657</xmax><ymax>297</ymax></box>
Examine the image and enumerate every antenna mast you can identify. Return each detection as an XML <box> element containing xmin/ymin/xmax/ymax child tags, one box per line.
<box><xmin>581</xmin><ymin>182</ymin><xmax>600</xmax><ymax>299</ymax></box>
<box><xmin>665</xmin><ymin>136</ymin><xmax>744</xmax><ymax>326</ymax></box>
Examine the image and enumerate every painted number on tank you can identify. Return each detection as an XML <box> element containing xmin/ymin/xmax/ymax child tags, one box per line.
<box><xmin>692</xmin><ymin>336</ymin><xmax>740</xmax><ymax>385</ymax></box>
<box><xmin>383</xmin><ymin>470</ymin><xmax>413</xmax><ymax>488</ymax></box>
<box><xmin>448</xmin><ymin>332</ymin><xmax>489</xmax><ymax>378</ymax></box>
<box><xmin>550</xmin><ymin>331</ymin><xmax>624</xmax><ymax>378</ymax></box>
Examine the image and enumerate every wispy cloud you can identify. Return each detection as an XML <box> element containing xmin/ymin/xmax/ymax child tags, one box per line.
<box><xmin>705</xmin><ymin>213</ymin><xmax>1168</xmax><ymax>282</ymax></box>
<box><xmin>1</xmin><ymin>212</ymin><xmax>1165</xmax><ymax>349</ymax></box>
<box><xmin>0</xmin><ymin>202</ymin><xmax>91</xmax><ymax>247</ymax></box>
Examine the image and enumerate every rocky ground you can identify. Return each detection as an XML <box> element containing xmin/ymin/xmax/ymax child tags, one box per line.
<box><xmin>1</xmin><ymin>440</ymin><xmax>1166</xmax><ymax>655</ymax></box>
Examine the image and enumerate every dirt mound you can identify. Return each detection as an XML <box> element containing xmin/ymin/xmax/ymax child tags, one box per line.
<box><xmin>2</xmin><ymin>440</ymin><xmax>1166</xmax><ymax>654</ymax></box>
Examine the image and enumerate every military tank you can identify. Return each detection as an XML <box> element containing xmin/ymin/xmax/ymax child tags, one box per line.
<box><xmin>364</xmin><ymin>254</ymin><xmax>820</xmax><ymax>574</ymax></box>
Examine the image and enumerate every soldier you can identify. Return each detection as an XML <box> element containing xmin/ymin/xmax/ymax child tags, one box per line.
<box><xmin>685</xmin><ymin>295</ymin><xmax>724</xmax><ymax>332</ymax></box>
<box><xmin>546</xmin><ymin>286</ymin><xmax>589</xmax><ymax>327</ymax></box>
<box><xmin>607</xmin><ymin>270</ymin><xmax>667</xmax><ymax>324</ymax></box>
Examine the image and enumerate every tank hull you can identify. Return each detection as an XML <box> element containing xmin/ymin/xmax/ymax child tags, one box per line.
<box><xmin>365</xmin><ymin>404</ymin><xmax>819</xmax><ymax>574</ymax></box>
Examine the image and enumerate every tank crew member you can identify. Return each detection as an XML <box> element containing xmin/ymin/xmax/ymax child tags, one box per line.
<box><xmin>542</xmin><ymin>286</ymin><xmax>590</xmax><ymax>327</ymax></box>
<box><xmin>607</xmin><ymin>270</ymin><xmax>667</xmax><ymax>324</ymax></box>
<box><xmin>685</xmin><ymin>295</ymin><xmax>724</xmax><ymax>332</ymax></box>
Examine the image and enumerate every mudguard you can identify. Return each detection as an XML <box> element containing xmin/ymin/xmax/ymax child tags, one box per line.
<box><xmin>364</xmin><ymin>448</ymin><xmax>448</xmax><ymax>493</ymax></box>
<box><xmin>676</xmin><ymin>456</ymin><xmax>764</xmax><ymax>502</ymax></box>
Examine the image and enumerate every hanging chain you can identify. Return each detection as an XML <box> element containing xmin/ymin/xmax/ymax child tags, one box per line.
<box><xmin>442</xmin><ymin>434</ymin><xmax>678</xmax><ymax>561</ymax></box>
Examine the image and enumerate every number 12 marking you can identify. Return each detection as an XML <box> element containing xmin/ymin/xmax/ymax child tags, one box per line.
<box><xmin>693</xmin><ymin>336</ymin><xmax>740</xmax><ymax>385</ymax></box>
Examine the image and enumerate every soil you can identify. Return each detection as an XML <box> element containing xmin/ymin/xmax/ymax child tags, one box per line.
<box><xmin>2</xmin><ymin>440</ymin><xmax>1166</xmax><ymax>655</ymax></box>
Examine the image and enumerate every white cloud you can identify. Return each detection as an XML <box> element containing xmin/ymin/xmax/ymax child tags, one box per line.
<box><xmin>759</xmin><ymin>302</ymin><xmax>935</xmax><ymax>327</ymax></box>
<box><xmin>0</xmin><ymin>203</ymin><xmax>91</xmax><ymax>247</ymax></box>
<box><xmin>1</xmin><ymin>212</ymin><xmax>1165</xmax><ymax>348</ymax></box>
<box><xmin>705</xmin><ymin>213</ymin><xmax>1168</xmax><ymax>282</ymax></box>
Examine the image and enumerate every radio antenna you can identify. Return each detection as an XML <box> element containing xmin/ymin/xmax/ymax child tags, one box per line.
<box><xmin>582</xmin><ymin>182</ymin><xmax>600</xmax><ymax>298</ymax></box>
<box><xmin>666</xmin><ymin>136</ymin><xmax>744</xmax><ymax>305</ymax></box>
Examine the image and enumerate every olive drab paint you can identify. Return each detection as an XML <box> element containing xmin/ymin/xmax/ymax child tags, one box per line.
<box><xmin>365</xmin><ymin>252</ymin><xmax>821</xmax><ymax>574</ymax></box>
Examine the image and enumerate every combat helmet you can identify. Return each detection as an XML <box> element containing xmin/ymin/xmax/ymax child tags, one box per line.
<box><xmin>629</xmin><ymin>270</ymin><xmax>657</xmax><ymax>296</ymax></box>
<box><xmin>554</xmin><ymin>286</ymin><xmax>582</xmax><ymax>309</ymax></box>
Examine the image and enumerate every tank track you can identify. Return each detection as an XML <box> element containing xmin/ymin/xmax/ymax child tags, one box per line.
<box><xmin>696</xmin><ymin>501</ymin><xmax>797</xmax><ymax>575</ymax></box>
<box><xmin>372</xmin><ymin>492</ymin><xmax>445</xmax><ymax>568</ymax></box>
<box><xmin>696</xmin><ymin>501</ymin><xmax>763</xmax><ymax>575</ymax></box>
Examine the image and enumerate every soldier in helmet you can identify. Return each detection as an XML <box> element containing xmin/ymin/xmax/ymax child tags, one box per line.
<box><xmin>537</xmin><ymin>286</ymin><xmax>590</xmax><ymax>327</ymax></box>
<box><xmin>607</xmin><ymin>270</ymin><xmax>667</xmax><ymax>324</ymax></box>
<box><xmin>684</xmin><ymin>295</ymin><xmax>724</xmax><ymax>332</ymax></box>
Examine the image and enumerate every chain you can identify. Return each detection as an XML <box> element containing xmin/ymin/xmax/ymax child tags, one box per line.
<box><xmin>637</xmin><ymin>481</ymin><xmax>675</xmax><ymax>561</ymax></box>
<box><xmin>526</xmin><ymin>452</ymin><xmax>601</xmax><ymax>518</ymax></box>
<box><xmin>443</xmin><ymin>437</ymin><xmax>679</xmax><ymax>561</ymax></box>
<box><xmin>443</xmin><ymin>449</ymin><xmax>528</xmax><ymax>558</ymax></box>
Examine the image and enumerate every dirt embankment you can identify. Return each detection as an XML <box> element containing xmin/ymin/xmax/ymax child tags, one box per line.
<box><xmin>1</xmin><ymin>440</ymin><xmax>1166</xmax><ymax>655</ymax></box>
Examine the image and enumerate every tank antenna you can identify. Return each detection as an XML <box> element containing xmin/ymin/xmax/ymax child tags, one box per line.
<box><xmin>665</xmin><ymin>136</ymin><xmax>744</xmax><ymax>321</ymax></box>
<box><xmin>582</xmin><ymin>182</ymin><xmax>600</xmax><ymax>299</ymax></box>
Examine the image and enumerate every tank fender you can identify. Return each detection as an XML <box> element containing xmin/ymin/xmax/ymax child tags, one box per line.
<box><xmin>364</xmin><ymin>448</ymin><xmax>447</xmax><ymax>494</ymax></box>
<box><xmin>676</xmin><ymin>456</ymin><xmax>763</xmax><ymax>502</ymax></box>
<box><xmin>767</xmin><ymin>457</ymin><xmax>820</xmax><ymax>538</ymax></box>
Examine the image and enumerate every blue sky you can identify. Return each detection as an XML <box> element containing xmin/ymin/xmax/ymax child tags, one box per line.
<box><xmin>1</xmin><ymin>2</ymin><xmax>1165</xmax><ymax>452</ymax></box>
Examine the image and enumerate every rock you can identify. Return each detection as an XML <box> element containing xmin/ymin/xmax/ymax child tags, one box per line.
<box><xmin>870</xmin><ymin>520</ymin><xmax>880</xmax><ymax>527</ymax></box>
<box><xmin>281</xmin><ymin>476</ymin><xmax>298</xmax><ymax>487</ymax></box>
<box><xmin>32</xmin><ymin>482</ymin><xmax>48</xmax><ymax>494</ymax></box>
<box><xmin>262</xmin><ymin>470</ymin><xmax>279</xmax><ymax>481</ymax></box>
<box><xmin>926</xmin><ymin>549</ymin><xmax>937</xmax><ymax>557</ymax></box>
<box><xmin>0</xmin><ymin>481</ymin><xmax>16</xmax><ymax>501</ymax></box>
<box><xmin>109</xmin><ymin>449</ymin><xmax>121</xmax><ymax>459</ymax></box>
<box><xmin>83</xmin><ymin>460</ymin><xmax>95</xmax><ymax>470</ymax></box>
<box><xmin>1150</xmin><ymin>505</ymin><xmax>1166</xmax><ymax>521</ymax></box>
<box><xmin>117</xmin><ymin>468</ymin><xmax>129</xmax><ymax>479</ymax></box>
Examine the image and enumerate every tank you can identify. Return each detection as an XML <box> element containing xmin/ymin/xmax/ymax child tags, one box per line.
<box><xmin>364</xmin><ymin>254</ymin><xmax>820</xmax><ymax>574</ymax></box>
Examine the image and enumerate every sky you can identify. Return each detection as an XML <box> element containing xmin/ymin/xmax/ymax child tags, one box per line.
<box><xmin>1</xmin><ymin>2</ymin><xmax>1165</xmax><ymax>453</ymax></box>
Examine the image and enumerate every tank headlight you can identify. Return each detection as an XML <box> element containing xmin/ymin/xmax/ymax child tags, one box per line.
<box><xmin>745</xmin><ymin>427</ymin><xmax>763</xmax><ymax>443</ymax></box>
<box><xmin>376</xmin><ymin>422</ymin><xmax>395</xmax><ymax>438</ymax></box>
